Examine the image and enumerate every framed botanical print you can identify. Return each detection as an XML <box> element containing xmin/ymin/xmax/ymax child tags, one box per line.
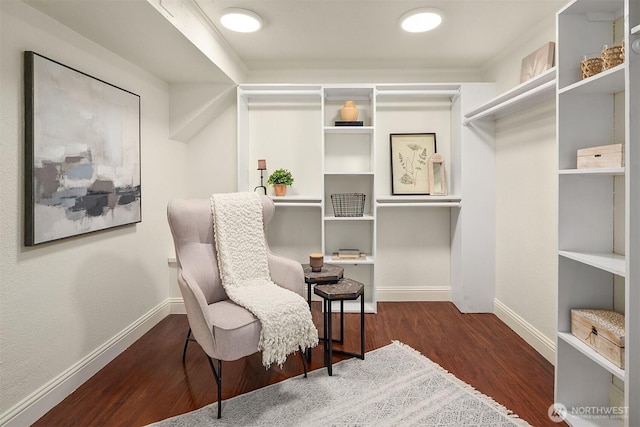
<box><xmin>390</xmin><ymin>133</ymin><xmax>436</xmax><ymax>195</ymax></box>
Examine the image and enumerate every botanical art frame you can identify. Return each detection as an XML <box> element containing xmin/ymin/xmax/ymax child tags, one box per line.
<box><xmin>24</xmin><ymin>51</ymin><xmax>141</xmax><ymax>246</ymax></box>
<box><xmin>390</xmin><ymin>133</ymin><xmax>436</xmax><ymax>195</ymax></box>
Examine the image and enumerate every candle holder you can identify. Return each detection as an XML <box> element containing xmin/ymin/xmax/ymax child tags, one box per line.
<box><xmin>309</xmin><ymin>253</ymin><xmax>324</xmax><ymax>272</ymax></box>
<box><xmin>254</xmin><ymin>163</ymin><xmax>267</xmax><ymax>195</ymax></box>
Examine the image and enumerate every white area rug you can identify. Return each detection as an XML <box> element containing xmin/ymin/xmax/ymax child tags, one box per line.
<box><xmin>150</xmin><ymin>341</ymin><xmax>531</xmax><ymax>426</ymax></box>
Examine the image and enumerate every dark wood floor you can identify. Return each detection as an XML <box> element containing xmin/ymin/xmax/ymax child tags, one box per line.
<box><xmin>33</xmin><ymin>302</ymin><xmax>560</xmax><ymax>426</ymax></box>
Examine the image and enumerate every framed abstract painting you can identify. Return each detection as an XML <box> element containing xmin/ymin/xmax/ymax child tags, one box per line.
<box><xmin>24</xmin><ymin>51</ymin><xmax>141</xmax><ymax>246</ymax></box>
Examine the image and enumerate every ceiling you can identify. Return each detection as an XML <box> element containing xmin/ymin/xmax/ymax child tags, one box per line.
<box><xmin>23</xmin><ymin>0</ymin><xmax>566</xmax><ymax>83</ymax></box>
<box><xmin>199</xmin><ymin>0</ymin><xmax>565</xmax><ymax>71</ymax></box>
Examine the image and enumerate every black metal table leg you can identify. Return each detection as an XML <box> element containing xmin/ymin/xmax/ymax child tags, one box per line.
<box><xmin>340</xmin><ymin>300</ymin><xmax>344</xmax><ymax>344</ymax></box>
<box><xmin>323</xmin><ymin>297</ymin><xmax>328</xmax><ymax>368</ymax></box>
<box><xmin>306</xmin><ymin>283</ymin><xmax>313</xmax><ymax>363</ymax></box>
<box><xmin>327</xmin><ymin>299</ymin><xmax>333</xmax><ymax>376</ymax></box>
<box><xmin>361</xmin><ymin>292</ymin><xmax>365</xmax><ymax>359</ymax></box>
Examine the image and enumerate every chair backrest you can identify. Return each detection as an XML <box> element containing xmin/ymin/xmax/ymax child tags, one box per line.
<box><xmin>167</xmin><ymin>195</ymin><xmax>276</xmax><ymax>306</ymax></box>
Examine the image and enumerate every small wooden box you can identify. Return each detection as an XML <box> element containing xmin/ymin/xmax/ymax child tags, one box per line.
<box><xmin>571</xmin><ymin>309</ymin><xmax>625</xmax><ymax>369</ymax></box>
<box><xmin>577</xmin><ymin>143</ymin><xmax>624</xmax><ymax>169</ymax></box>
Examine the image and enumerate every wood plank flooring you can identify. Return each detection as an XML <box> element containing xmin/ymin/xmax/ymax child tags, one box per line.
<box><xmin>33</xmin><ymin>302</ymin><xmax>560</xmax><ymax>426</ymax></box>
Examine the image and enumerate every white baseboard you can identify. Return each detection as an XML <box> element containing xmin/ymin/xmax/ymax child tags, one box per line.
<box><xmin>0</xmin><ymin>300</ymin><xmax>171</xmax><ymax>427</ymax></box>
<box><xmin>493</xmin><ymin>298</ymin><xmax>556</xmax><ymax>364</ymax></box>
<box><xmin>169</xmin><ymin>297</ymin><xmax>186</xmax><ymax>314</ymax></box>
<box><xmin>376</xmin><ymin>287</ymin><xmax>450</xmax><ymax>302</ymax></box>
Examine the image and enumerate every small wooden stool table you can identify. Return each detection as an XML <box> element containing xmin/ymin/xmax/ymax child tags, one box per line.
<box><xmin>314</xmin><ymin>278</ymin><xmax>365</xmax><ymax>376</ymax></box>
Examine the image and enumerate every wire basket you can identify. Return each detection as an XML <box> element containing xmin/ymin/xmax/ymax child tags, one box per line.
<box><xmin>330</xmin><ymin>193</ymin><xmax>365</xmax><ymax>217</ymax></box>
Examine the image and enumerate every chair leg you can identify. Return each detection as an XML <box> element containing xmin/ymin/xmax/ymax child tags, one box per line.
<box><xmin>182</xmin><ymin>328</ymin><xmax>192</xmax><ymax>363</ymax></box>
<box><xmin>299</xmin><ymin>346</ymin><xmax>308</xmax><ymax>378</ymax></box>
<box><xmin>207</xmin><ymin>357</ymin><xmax>223</xmax><ymax>419</ymax></box>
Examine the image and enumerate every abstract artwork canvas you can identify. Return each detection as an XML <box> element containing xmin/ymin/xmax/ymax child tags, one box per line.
<box><xmin>24</xmin><ymin>51</ymin><xmax>141</xmax><ymax>246</ymax></box>
<box><xmin>520</xmin><ymin>42</ymin><xmax>555</xmax><ymax>83</ymax></box>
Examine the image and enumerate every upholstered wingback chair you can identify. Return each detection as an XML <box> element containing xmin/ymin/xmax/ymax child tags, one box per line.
<box><xmin>167</xmin><ymin>196</ymin><xmax>306</xmax><ymax>418</ymax></box>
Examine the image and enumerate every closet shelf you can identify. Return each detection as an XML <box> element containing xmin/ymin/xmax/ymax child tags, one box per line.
<box><xmin>559</xmin><ymin>167</ymin><xmax>625</xmax><ymax>175</ymax></box>
<box><xmin>239</xmin><ymin>85</ymin><xmax>322</xmax><ymax>100</ymax></box>
<box><xmin>463</xmin><ymin>67</ymin><xmax>556</xmax><ymax>124</ymax></box>
<box><xmin>376</xmin><ymin>89</ymin><xmax>459</xmax><ymax>99</ymax></box>
<box><xmin>324</xmin><ymin>214</ymin><xmax>375</xmax><ymax>221</ymax></box>
<box><xmin>558</xmin><ymin>250</ymin><xmax>625</xmax><ymax>276</ymax></box>
<box><xmin>376</xmin><ymin>195</ymin><xmax>462</xmax><ymax>208</ymax></box>
<box><xmin>377</xmin><ymin>202</ymin><xmax>461</xmax><ymax>208</ymax></box>
<box><xmin>271</xmin><ymin>195</ymin><xmax>323</xmax><ymax>207</ymax></box>
<box><xmin>324</xmin><ymin>126</ymin><xmax>374</xmax><ymax>134</ymax></box>
<box><xmin>324</xmin><ymin>171</ymin><xmax>374</xmax><ymax>175</ymax></box>
<box><xmin>558</xmin><ymin>332</ymin><xmax>625</xmax><ymax>380</ymax></box>
<box><xmin>558</xmin><ymin>64</ymin><xmax>625</xmax><ymax>95</ymax></box>
<box><xmin>323</xmin><ymin>255</ymin><xmax>375</xmax><ymax>265</ymax></box>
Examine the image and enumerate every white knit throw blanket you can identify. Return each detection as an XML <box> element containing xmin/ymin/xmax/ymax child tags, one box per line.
<box><xmin>210</xmin><ymin>192</ymin><xmax>318</xmax><ymax>368</ymax></box>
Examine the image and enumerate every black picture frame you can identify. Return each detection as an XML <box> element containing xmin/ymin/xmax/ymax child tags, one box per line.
<box><xmin>24</xmin><ymin>51</ymin><xmax>141</xmax><ymax>246</ymax></box>
<box><xmin>390</xmin><ymin>133</ymin><xmax>437</xmax><ymax>195</ymax></box>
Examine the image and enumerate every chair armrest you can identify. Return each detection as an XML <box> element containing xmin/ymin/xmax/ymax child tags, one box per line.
<box><xmin>268</xmin><ymin>252</ymin><xmax>304</xmax><ymax>296</ymax></box>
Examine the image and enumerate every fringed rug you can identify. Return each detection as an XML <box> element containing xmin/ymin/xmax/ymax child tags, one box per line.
<box><xmin>149</xmin><ymin>341</ymin><xmax>531</xmax><ymax>426</ymax></box>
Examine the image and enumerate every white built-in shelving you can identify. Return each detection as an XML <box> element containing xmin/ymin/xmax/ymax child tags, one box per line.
<box><xmin>237</xmin><ymin>82</ymin><xmax>496</xmax><ymax>313</ymax></box>
<box><xmin>463</xmin><ymin>67</ymin><xmax>556</xmax><ymax>124</ymax></box>
<box><xmin>555</xmin><ymin>0</ymin><xmax>639</xmax><ymax>424</ymax></box>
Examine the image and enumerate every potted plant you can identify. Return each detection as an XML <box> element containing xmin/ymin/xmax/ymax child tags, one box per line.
<box><xmin>267</xmin><ymin>168</ymin><xmax>294</xmax><ymax>196</ymax></box>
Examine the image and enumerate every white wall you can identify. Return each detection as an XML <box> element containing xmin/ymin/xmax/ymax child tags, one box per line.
<box><xmin>0</xmin><ymin>1</ymin><xmax>188</xmax><ymax>424</ymax></box>
<box><xmin>183</xmin><ymin>104</ymin><xmax>238</xmax><ymax>198</ymax></box>
<box><xmin>248</xmin><ymin>66</ymin><xmax>483</xmax><ymax>84</ymax></box>
<box><xmin>165</xmin><ymin>101</ymin><xmax>238</xmax><ymax>301</ymax></box>
<box><xmin>482</xmin><ymin>12</ymin><xmax>558</xmax><ymax>93</ymax></box>
<box><xmin>483</xmin><ymin>12</ymin><xmax>558</xmax><ymax>362</ymax></box>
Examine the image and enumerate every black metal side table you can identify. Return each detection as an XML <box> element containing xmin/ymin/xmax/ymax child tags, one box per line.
<box><xmin>302</xmin><ymin>264</ymin><xmax>344</xmax><ymax>361</ymax></box>
<box><xmin>302</xmin><ymin>263</ymin><xmax>344</xmax><ymax>305</ymax></box>
<box><xmin>314</xmin><ymin>278</ymin><xmax>365</xmax><ymax>376</ymax></box>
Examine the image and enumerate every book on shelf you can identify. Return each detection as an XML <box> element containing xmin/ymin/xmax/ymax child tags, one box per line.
<box><xmin>332</xmin><ymin>253</ymin><xmax>367</xmax><ymax>261</ymax></box>
<box><xmin>332</xmin><ymin>248</ymin><xmax>366</xmax><ymax>260</ymax></box>
<box><xmin>334</xmin><ymin>121</ymin><xmax>364</xmax><ymax>126</ymax></box>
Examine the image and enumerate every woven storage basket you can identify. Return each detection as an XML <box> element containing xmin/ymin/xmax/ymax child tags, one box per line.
<box><xmin>581</xmin><ymin>55</ymin><xmax>603</xmax><ymax>79</ymax></box>
<box><xmin>602</xmin><ymin>42</ymin><xmax>625</xmax><ymax>70</ymax></box>
<box><xmin>331</xmin><ymin>193</ymin><xmax>365</xmax><ymax>217</ymax></box>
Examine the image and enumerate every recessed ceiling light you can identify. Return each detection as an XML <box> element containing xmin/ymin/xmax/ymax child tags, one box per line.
<box><xmin>220</xmin><ymin>8</ymin><xmax>263</xmax><ymax>33</ymax></box>
<box><xmin>400</xmin><ymin>8</ymin><xmax>443</xmax><ymax>33</ymax></box>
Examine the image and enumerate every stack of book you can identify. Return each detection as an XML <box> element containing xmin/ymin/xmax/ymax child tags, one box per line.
<box><xmin>334</xmin><ymin>121</ymin><xmax>363</xmax><ymax>126</ymax></box>
<box><xmin>332</xmin><ymin>248</ymin><xmax>366</xmax><ymax>260</ymax></box>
